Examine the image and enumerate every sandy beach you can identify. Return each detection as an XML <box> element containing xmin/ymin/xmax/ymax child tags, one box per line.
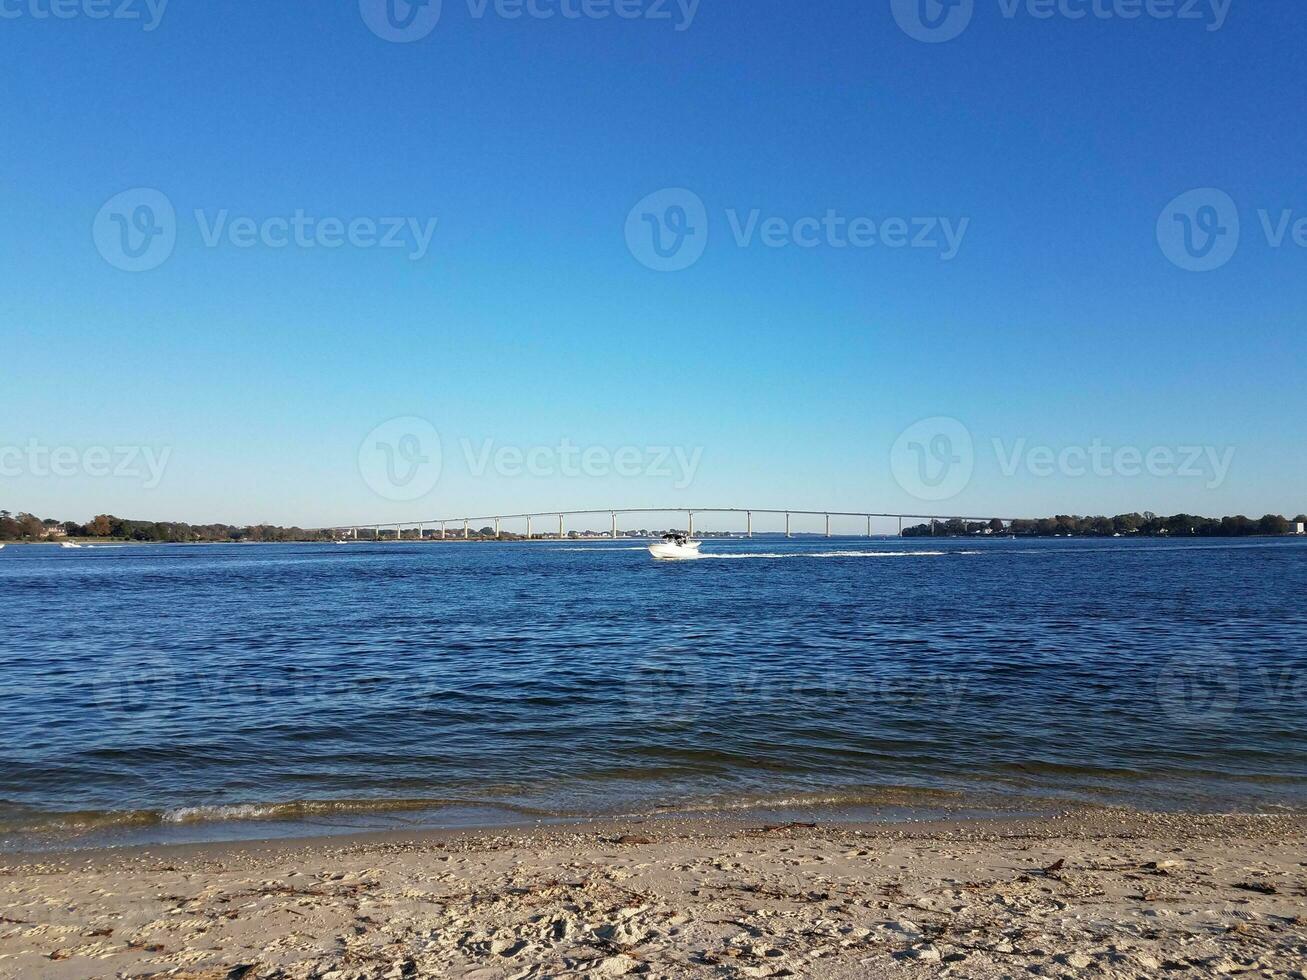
<box><xmin>1</xmin><ymin>810</ymin><xmax>1304</xmax><ymax>979</ymax></box>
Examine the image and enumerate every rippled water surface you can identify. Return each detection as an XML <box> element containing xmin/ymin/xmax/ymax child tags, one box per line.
<box><xmin>2</xmin><ymin>537</ymin><xmax>1305</xmax><ymax>848</ymax></box>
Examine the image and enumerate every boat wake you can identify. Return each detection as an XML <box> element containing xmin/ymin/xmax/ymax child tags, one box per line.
<box><xmin>548</xmin><ymin>547</ymin><xmax>981</xmax><ymax>559</ymax></box>
<box><xmin>701</xmin><ymin>550</ymin><xmax>964</xmax><ymax>560</ymax></box>
<box><xmin>550</xmin><ymin>547</ymin><xmax>649</xmax><ymax>552</ymax></box>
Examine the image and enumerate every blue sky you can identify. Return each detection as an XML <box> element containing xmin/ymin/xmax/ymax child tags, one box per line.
<box><xmin>2</xmin><ymin>0</ymin><xmax>1305</xmax><ymax>530</ymax></box>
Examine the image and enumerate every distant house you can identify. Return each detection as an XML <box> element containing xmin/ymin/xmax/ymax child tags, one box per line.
<box><xmin>42</xmin><ymin>525</ymin><xmax>67</xmax><ymax>540</ymax></box>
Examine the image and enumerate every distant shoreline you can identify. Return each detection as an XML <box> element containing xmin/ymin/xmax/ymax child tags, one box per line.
<box><xmin>4</xmin><ymin>532</ymin><xmax>1307</xmax><ymax>547</ymax></box>
<box><xmin>5</xmin><ymin>508</ymin><xmax>1305</xmax><ymax>546</ymax></box>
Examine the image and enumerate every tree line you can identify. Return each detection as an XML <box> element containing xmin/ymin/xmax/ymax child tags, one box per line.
<box><xmin>0</xmin><ymin>512</ymin><xmax>526</xmax><ymax>543</ymax></box>
<box><xmin>903</xmin><ymin>513</ymin><xmax>1307</xmax><ymax>538</ymax></box>
<box><xmin>0</xmin><ymin>511</ymin><xmax>335</xmax><ymax>543</ymax></box>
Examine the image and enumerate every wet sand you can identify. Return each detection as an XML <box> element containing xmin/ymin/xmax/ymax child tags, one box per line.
<box><xmin>1</xmin><ymin>810</ymin><xmax>1304</xmax><ymax>979</ymax></box>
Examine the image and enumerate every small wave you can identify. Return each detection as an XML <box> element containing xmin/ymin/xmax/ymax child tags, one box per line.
<box><xmin>0</xmin><ymin>798</ymin><xmax>556</xmax><ymax>834</ymax></box>
<box><xmin>159</xmin><ymin>797</ymin><xmax>555</xmax><ymax>824</ymax></box>
<box><xmin>637</xmin><ymin>785</ymin><xmax>975</xmax><ymax>816</ymax></box>
<box><xmin>548</xmin><ymin>547</ymin><xmax>976</xmax><ymax>559</ymax></box>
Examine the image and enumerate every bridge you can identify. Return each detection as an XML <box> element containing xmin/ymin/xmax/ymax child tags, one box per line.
<box><xmin>327</xmin><ymin>508</ymin><xmax>1024</xmax><ymax>541</ymax></box>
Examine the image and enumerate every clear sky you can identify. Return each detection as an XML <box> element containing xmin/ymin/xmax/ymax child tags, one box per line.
<box><xmin>3</xmin><ymin>0</ymin><xmax>1304</xmax><ymax>531</ymax></box>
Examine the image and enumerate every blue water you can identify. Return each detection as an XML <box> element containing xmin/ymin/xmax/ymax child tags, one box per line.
<box><xmin>1</xmin><ymin>537</ymin><xmax>1305</xmax><ymax>849</ymax></box>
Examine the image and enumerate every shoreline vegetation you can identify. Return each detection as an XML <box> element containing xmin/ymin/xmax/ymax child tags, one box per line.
<box><xmin>1</xmin><ymin>811</ymin><xmax>1303</xmax><ymax>978</ymax></box>
<box><xmin>902</xmin><ymin>512</ymin><xmax>1307</xmax><ymax>538</ymax></box>
<box><xmin>1</xmin><ymin>509</ymin><xmax>1305</xmax><ymax>544</ymax></box>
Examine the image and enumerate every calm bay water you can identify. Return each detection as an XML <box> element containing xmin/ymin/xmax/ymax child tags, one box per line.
<box><xmin>2</xmin><ymin>537</ymin><xmax>1305</xmax><ymax>849</ymax></box>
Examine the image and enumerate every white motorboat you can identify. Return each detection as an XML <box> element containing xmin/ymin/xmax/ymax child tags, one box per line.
<box><xmin>60</xmin><ymin>541</ymin><xmax>82</xmax><ymax>549</ymax></box>
<box><xmin>648</xmin><ymin>533</ymin><xmax>703</xmax><ymax>561</ymax></box>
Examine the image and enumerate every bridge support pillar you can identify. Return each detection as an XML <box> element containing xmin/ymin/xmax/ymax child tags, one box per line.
<box><xmin>463</xmin><ymin>519</ymin><xmax>469</xmax><ymax>540</ymax></box>
<box><xmin>785</xmin><ymin>512</ymin><xmax>790</xmax><ymax>538</ymax></box>
<box><xmin>611</xmin><ymin>512</ymin><xmax>618</xmax><ymax>539</ymax></box>
<box><xmin>526</xmin><ymin>516</ymin><xmax>532</xmax><ymax>540</ymax></box>
<box><xmin>825</xmin><ymin>514</ymin><xmax>831</xmax><ymax>538</ymax></box>
<box><xmin>559</xmin><ymin>514</ymin><xmax>564</xmax><ymax>539</ymax></box>
<box><xmin>867</xmin><ymin>516</ymin><xmax>872</xmax><ymax>538</ymax></box>
<box><xmin>688</xmin><ymin>512</ymin><xmax>694</xmax><ymax>538</ymax></box>
<box><xmin>495</xmin><ymin>518</ymin><xmax>501</xmax><ymax>539</ymax></box>
<box><xmin>441</xmin><ymin>521</ymin><xmax>446</xmax><ymax>540</ymax></box>
<box><xmin>747</xmin><ymin>511</ymin><xmax>752</xmax><ymax>538</ymax></box>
